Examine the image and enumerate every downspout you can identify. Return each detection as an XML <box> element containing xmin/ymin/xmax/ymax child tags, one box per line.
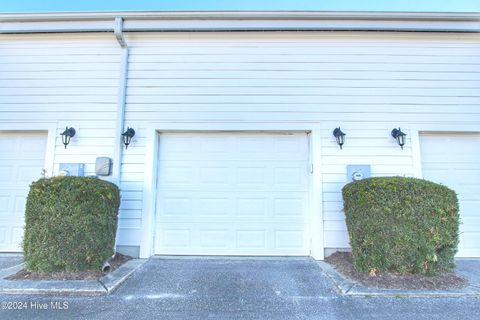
<box><xmin>105</xmin><ymin>17</ymin><xmax>129</xmax><ymax>272</ymax></box>
<box><xmin>113</xmin><ymin>16</ymin><xmax>129</xmax><ymax>184</ymax></box>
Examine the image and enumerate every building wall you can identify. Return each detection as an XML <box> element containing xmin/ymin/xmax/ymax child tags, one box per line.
<box><xmin>0</xmin><ymin>33</ymin><xmax>126</xmax><ymax>240</ymax></box>
<box><xmin>1</xmin><ymin>31</ymin><xmax>479</xmax><ymax>255</ymax></box>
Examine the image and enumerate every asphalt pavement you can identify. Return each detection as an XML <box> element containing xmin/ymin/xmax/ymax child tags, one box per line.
<box><xmin>0</xmin><ymin>257</ymin><xmax>479</xmax><ymax>319</ymax></box>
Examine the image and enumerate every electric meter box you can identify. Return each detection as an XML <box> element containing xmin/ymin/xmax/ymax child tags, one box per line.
<box><xmin>59</xmin><ymin>163</ymin><xmax>85</xmax><ymax>176</ymax></box>
<box><xmin>347</xmin><ymin>165</ymin><xmax>371</xmax><ymax>183</ymax></box>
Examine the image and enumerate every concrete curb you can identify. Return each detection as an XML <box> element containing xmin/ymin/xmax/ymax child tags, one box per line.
<box><xmin>0</xmin><ymin>253</ymin><xmax>23</xmax><ymax>258</ymax></box>
<box><xmin>0</xmin><ymin>263</ymin><xmax>25</xmax><ymax>279</ymax></box>
<box><xmin>99</xmin><ymin>259</ymin><xmax>147</xmax><ymax>294</ymax></box>
<box><xmin>317</xmin><ymin>261</ymin><xmax>480</xmax><ymax>298</ymax></box>
<box><xmin>0</xmin><ymin>259</ymin><xmax>147</xmax><ymax>296</ymax></box>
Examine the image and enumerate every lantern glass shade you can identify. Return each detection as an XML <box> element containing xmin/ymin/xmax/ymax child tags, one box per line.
<box><xmin>333</xmin><ymin>127</ymin><xmax>346</xmax><ymax>149</ymax></box>
<box><xmin>60</xmin><ymin>127</ymin><xmax>76</xmax><ymax>149</ymax></box>
<box><xmin>391</xmin><ymin>128</ymin><xmax>407</xmax><ymax>149</ymax></box>
<box><xmin>122</xmin><ymin>127</ymin><xmax>135</xmax><ymax>149</ymax></box>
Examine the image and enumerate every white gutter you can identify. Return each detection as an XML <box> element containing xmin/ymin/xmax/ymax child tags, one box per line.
<box><xmin>1</xmin><ymin>11</ymin><xmax>479</xmax><ymax>33</ymax></box>
<box><xmin>1</xmin><ymin>11</ymin><xmax>479</xmax><ymax>21</ymax></box>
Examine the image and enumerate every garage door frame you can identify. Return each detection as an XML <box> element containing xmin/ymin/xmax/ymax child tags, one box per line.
<box><xmin>139</xmin><ymin>122</ymin><xmax>324</xmax><ymax>259</ymax></box>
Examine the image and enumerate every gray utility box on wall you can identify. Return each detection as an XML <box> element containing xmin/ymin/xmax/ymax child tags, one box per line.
<box><xmin>95</xmin><ymin>157</ymin><xmax>112</xmax><ymax>176</ymax></box>
<box><xmin>59</xmin><ymin>163</ymin><xmax>85</xmax><ymax>176</ymax></box>
<box><xmin>347</xmin><ymin>165</ymin><xmax>371</xmax><ymax>183</ymax></box>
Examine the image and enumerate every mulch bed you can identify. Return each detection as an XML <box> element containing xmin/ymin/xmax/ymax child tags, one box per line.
<box><xmin>325</xmin><ymin>251</ymin><xmax>467</xmax><ymax>290</ymax></box>
<box><xmin>6</xmin><ymin>253</ymin><xmax>132</xmax><ymax>281</ymax></box>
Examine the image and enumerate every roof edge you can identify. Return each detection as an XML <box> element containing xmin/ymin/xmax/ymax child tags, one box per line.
<box><xmin>1</xmin><ymin>11</ymin><xmax>479</xmax><ymax>33</ymax></box>
<box><xmin>1</xmin><ymin>10</ymin><xmax>479</xmax><ymax>22</ymax></box>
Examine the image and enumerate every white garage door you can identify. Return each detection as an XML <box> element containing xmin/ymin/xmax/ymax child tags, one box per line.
<box><xmin>155</xmin><ymin>132</ymin><xmax>310</xmax><ymax>255</ymax></box>
<box><xmin>0</xmin><ymin>132</ymin><xmax>47</xmax><ymax>252</ymax></box>
<box><xmin>420</xmin><ymin>133</ymin><xmax>480</xmax><ymax>257</ymax></box>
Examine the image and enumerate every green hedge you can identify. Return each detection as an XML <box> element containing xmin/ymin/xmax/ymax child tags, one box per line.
<box><xmin>23</xmin><ymin>176</ymin><xmax>120</xmax><ymax>272</ymax></box>
<box><xmin>342</xmin><ymin>177</ymin><xmax>459</xmax><ymax>275</ymax></box>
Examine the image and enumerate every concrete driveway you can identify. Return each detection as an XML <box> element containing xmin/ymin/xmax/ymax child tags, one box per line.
<box><xmin>1</xmin><ymin>257</ymin><xmax>480</xmax><ymax>319</ymax></box>
<box><xmin>116</xmin><ymin>257</ymin><xmax>337</xmax><ymax>313</ymax></box>
<box><xmin>0</xmin><ymin>255</ymin><xmax>23</xmax><ymax>270</ymax></box>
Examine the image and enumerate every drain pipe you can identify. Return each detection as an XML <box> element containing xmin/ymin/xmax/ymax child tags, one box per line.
<box><xmin>113</xmin><ymin>16</ymin><xmax>129</xmax><ymax>184</ymax></box>
<box><xmin>105</xmin><ymin>17</ymin><xmax>129</xmax><ymax>272</ymax></box>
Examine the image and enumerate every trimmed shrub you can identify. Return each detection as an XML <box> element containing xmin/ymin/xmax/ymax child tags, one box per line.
<box><xmin>23</xmin><ymin>176</ymin><xmax>120</xmax><ymax>272</ymax></box>
<box><xmin>342</xmin><ymin>177</ymin><xmax>459</xmax><ymax>275</ymax></box>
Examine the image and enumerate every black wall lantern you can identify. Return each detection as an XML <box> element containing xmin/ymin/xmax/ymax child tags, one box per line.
<box><xmin>333</xmin><ymin>127</ymin><xmax>346</xmax><ymax>149</ymax></box>
<box><xmin>60</xmin><ymin>127</ymin><xmax>76</xmax><ymax>149</ymax></box>
<box><xmin>122</xmin><ymin>127</ymin><xmax>135</xmax><ymax>149</ymax></box>
<box><xmin>391</xmin><ymin>127</ymin><xmax>407</xmax><ymax>149</ymax></box>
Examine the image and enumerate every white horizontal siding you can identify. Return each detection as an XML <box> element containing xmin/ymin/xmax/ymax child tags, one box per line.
<box><xmin>0</xmin><ymin>33</ymin><xmax>137</xmax><ymax>247</ymax></box>
<box><xmin>1</xmin><ymin>31</ymin><xmax>479</xmax><ymax>252</ymax></box>
<box><xmin>0</xmin><ymin>33</ymin><xmax>120</xmax><ymax>169</ymax></box>
<box><xmin>123</xmin><ymin>32</ymin><xmax>480</xmax><ymax>250</ymax></box>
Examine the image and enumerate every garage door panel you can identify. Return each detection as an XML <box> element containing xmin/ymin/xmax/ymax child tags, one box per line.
<box><xmin>461</xmin><ymin>221</ymin><xmax>480</xmax><ymax>232</ymax></box>
<box><xmin>160</xmin><ymin>166</ymin><xmax>195</xmax><ymax>185</ymax></box>
<box><xmin>0</xmin><ymin>196</ymin><xmax>9</xmax><ymax>213</ymax></box>
<box><xmin>0</xmin><ymin>189</ymin><xmax>27</xmax><ymax>213</ymax></box>
<box><xmin>198</xmin><ymin>229</ymin><xmax>229</xmax><ymax>248</ymax></box>
<box><xmin>0</xmin><ymin>133</ymin><xmax>46</xmax><ymax>160</ymax></box>
<box><xmin>158</xmin><ymin>161</ymin><xmax>308</xmax><ymax>189</ymax></box>
<box><xmin>420</xmin><ymin>133</ymin><xmax>480</xmax><ymax>257</ymax></box>
<box><xmin>236</xmin><ymin>230</ymin><xmax>267</xmax><ymax>249</ymax></box>
<box><xmin>274</xmin><ymin>230</ymin><xmax>305</xmax><ymax>250</ymax></box>
<box><xmin>0</xmin><ymin>133</ymin><xmax>46</xmax><ymax>252</ymax></box>
<box><xmin>161</xmin><ymin>197</ymin><xmax>193</xmax><ymax>216</ymax></box>
<box><xmin>0</xmin><ymin>166</ymin><xmax>43</xmax><ymax>186</ymax></box>
<box><xmin>420</xmin><ymin>135</ymin><xmax>480</xmax><ymax>154</ymax></box>
<box><xmin>274</xmin><ymin>198</ymin><xmax>305</xmax><ymax>217</ymax></box>
<box><xmin>158</xmin><ymin>183</ymin><xmax>309</xmax><ymax>193</ymax></box>
<box><xmin>0</xmin><ymin>232</ymin><xmax>13</xmax><ymax>251</ymax></box>
<box><xmin>197</xmin><ymin>197</ymin><xmax>231</xmax><ymax>216</ymax></box>
<box><xmin>160</xmin><ymin>134</ymin><xmax>307</xmax><ymax>161</ymax></box>
<box><xmin>158</xmin><ymin>223</ymin><xmax>307</xmax><ymax>255</ymax></box>
<box><xmin>19</xmin><ymin>136</ymin><xmax>47</xmax><ymax>154</ymax></box>
<box><xmin>462</xmin><ymin>233</ymin><xmax>480</xmax><ymax>248</ymax></box>
<box><xmin>451</xmin><ymin>170</ymin><xmax>480</xmax><ymax>185</ymax></box>
<box><xmin>0</xmin><ymin>166</ymin><xmax>14</xmax><ymax>183</ymax></box>
<box><xmin>161</xmin><ymin>229</ymin><xmax>191</xmax><ymax>248</ymax></box>
<box><xmin>17</xmin><ymin>165</ymin><xmax>44</xmax><ymax>183</ymax></box>
<box><xmin>158</xmin><ymin>191</ymin><xmax>308</xmax><ymax>219</ymax></box>
<box><xmin>162</xmin><ymin>152</ymin><xmax>308</xmax><ymax>161</ymax></box>
<box><xmin>424</xmin><ymin>169</ymin><xmax>480</xmax><ymax>184</ymax></box>
<box><xmin>237</xmin><ymin>198</ymin><xmax>269</xmax><ymax>216</ymax></box>
<box><xmin>157</xmin><ymin>178</ymin><xmax>308</xmax><ymax>192</ymax></box>
<box><xmin>155</xmin><ymin>132</ymin><xmax>310</xmax><ymax>255</ymax></box>
<box><xmin>0</xmin><ymin>140</ymin><xmax>17</xmax><ymax>154</ymax></box>
<box><xmin>199</xmin><ymin>167</ymin><xmax>230</xmax><ymax>186</ymax></box>
<box><xmin>13</xmin><ymin>196</ymin><xmax>27</xmax><ymax>215</ymax></box>
<box><xmin>0</xmin><ymin>219</ymin><xmax>24</xmax><ymax>249</ymax></box>
<box><xmin>11</xmin><ymin>227</ymin><xmax>23</xmax><ymax>247</ymax></box>
<box><xmin>455</xmin><ymin>187</ymin><xmax>480</xmax><ymax>201</ymax></box>
<box><xmin>237</xmin><ymin>166</ymin><xmax>269</xmax><ymax>186</ymax></box>
<box><xmin>461</xmin><ymin>202</ymin><xmax>480</xmax><ymax>217</ymax></box>
<box><xmin>274</xmin><ymin>166</ymin><xmax>308</xmax><ymax>187</ymax></box>
<box><xmin>159</xmin><ymin>216</ymin><xmax>307</xmax><ymax>224</ymax></box>
<box><xmin>159</xmin><ymin>209</ymin><xmax>307</xmax><ymax>222</ymax></box>
<box><xmin>237</xmin><ymin>136</ymin><xmax>273</xmax><ymax>153</ymax></box>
